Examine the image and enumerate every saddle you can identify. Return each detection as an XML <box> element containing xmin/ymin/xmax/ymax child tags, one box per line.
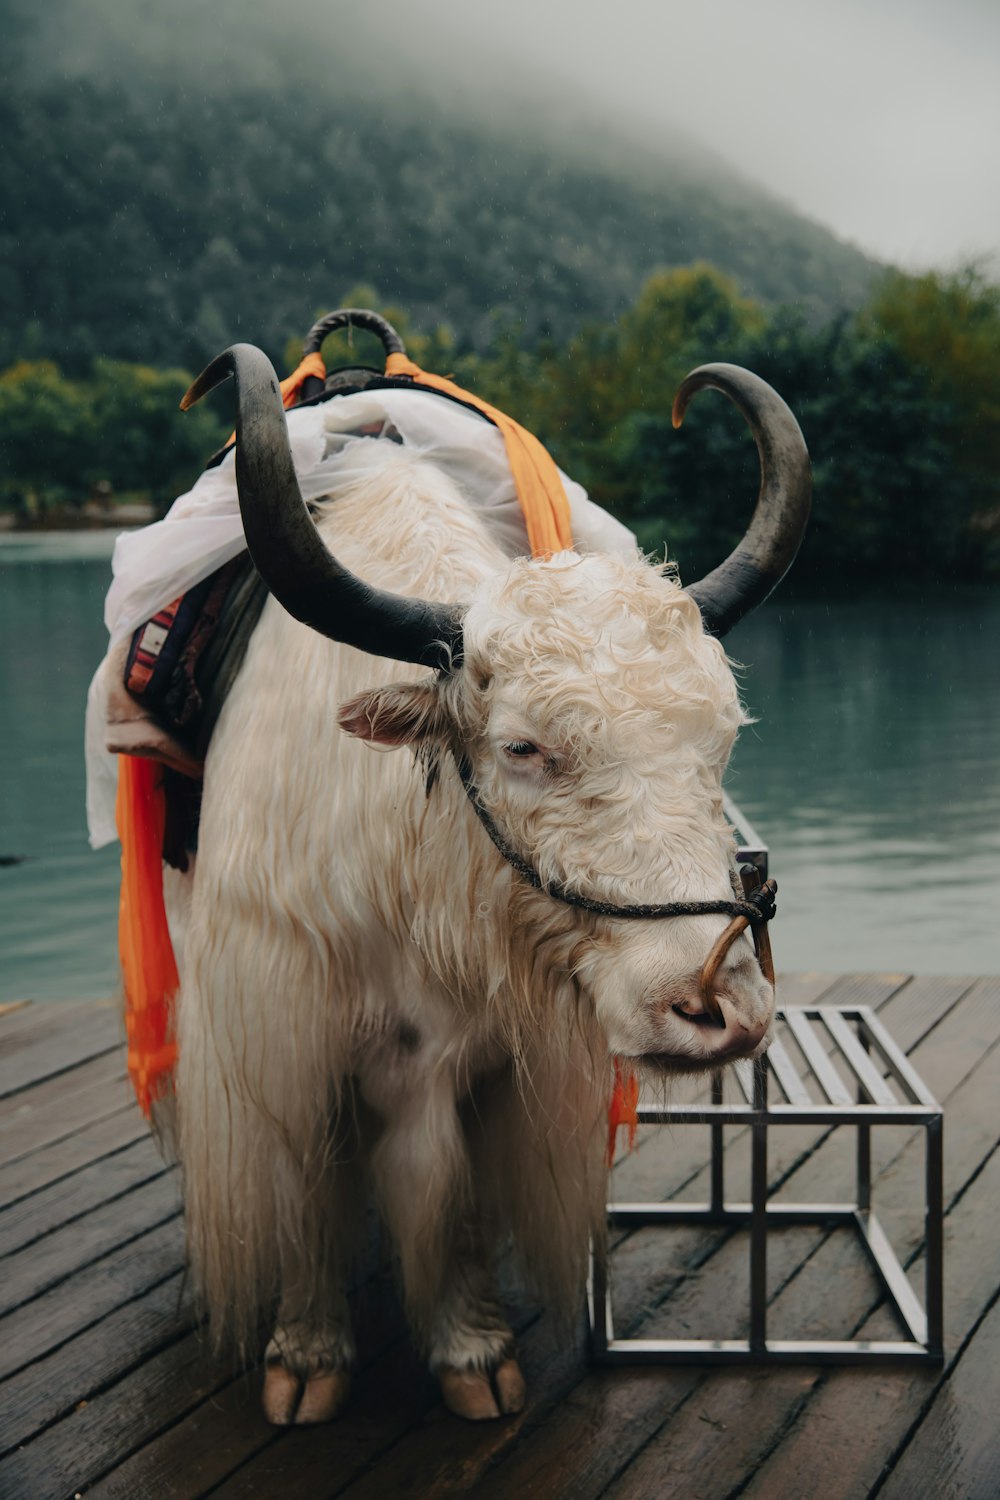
<box><xmin>110</xmin><ymin>307</ymin><xmax>593</xmax><ymax>1123</ymax></box>
<box><xmin>110</xmin><ymin>311</ymin><xmax>407</xmax><ymax>868</ymax></box>
<box><xmin>106</xmin><ymin>551</ymin><xmax>268</xmax><ymax>868</ymax></box>
<box><xmin>110</xmin><ymin>305</ymin><xmax>575</xmax><ymax>868</ymax></box>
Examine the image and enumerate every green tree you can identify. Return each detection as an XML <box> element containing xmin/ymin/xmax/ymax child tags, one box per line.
<box><xmin>87</xmin><ymin>361</ymin><xmax>229</xmax><ymax>511</ymax></box>
<box><xmin>0</xmin><ymin>361</ymin><xmax>92</xmax><ymax>512</ymax></box>
<box><xmin>0</xmin><ymin>358</ymin><xmax>227</xmax><ymax>515</ymax></box>
<box><xmin>864</xmin><ymin>267</ymin><xmax>1000</xmax><ymax>573</ymax></box>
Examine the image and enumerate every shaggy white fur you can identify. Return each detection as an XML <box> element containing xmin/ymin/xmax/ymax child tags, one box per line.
<box><xmin>164</xmin><ymin>441</ymin><xmax>772</xmax><ymax>1420</ymax></box>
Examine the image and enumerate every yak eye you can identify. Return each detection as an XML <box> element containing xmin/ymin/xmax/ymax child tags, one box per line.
<box><xmin>503</xmin><ymin>740</ymin><xmax>539</xmax><ymax>758</ymax></box>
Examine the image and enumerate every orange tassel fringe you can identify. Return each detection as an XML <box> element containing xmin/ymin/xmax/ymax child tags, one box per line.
<box><xmin>116</xmin><ymin>756</ymin><xmax>179</xmax><ymax>1116</ymax></box>
<box><xmin>606</xmin><ymin>1057</ymin><xmax>640</xmax><ymax>1165</ymax></box>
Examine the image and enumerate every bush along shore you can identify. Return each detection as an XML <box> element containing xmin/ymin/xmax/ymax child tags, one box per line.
<box><xmin>2</xmin><ymin>264</ymin><xmax>997</xmax><ymax>592</ymax></box>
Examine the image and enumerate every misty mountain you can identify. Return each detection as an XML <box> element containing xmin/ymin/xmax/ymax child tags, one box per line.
<box><xmin>0</xmin><ymin>0</ymin><xmax>878</xmax><ymax>374</ymax></box>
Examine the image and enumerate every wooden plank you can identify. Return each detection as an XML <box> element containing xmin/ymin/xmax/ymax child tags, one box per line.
<box><xmin>810</xmin><ymin>972</ymin><xmax>910</xmax><ymax>1009</ymax></box>
<box><xmin>0</xmin><ymin>1270</ymin><xmax>189</xmax><ymax>1458</ymax></box>
<box><xmin>0</xmin><ymin>1048</ymin><xmax>129</xmax><ymax>1168</ymax></box>
<box><xmin>0</xmin><ymin>998</ymin><xmax>111</xmax><ymax>1044</ymax></box>
<box><xmin>737</xmin><ymin>1143</ymin><xmax>1000</xmax><ymax>1500</ymax></box>
<box><xmin>4</xmin><ymin>974</ymin><xmax>990</xmax><ymax>1500</ymax></box>
<box><xmin>773</xmin><ymin>973</ymin><xmax>840</xmax><ymax>1006</ymax></box>
<box><xmin>526</xmin><ymin>1022</ymin><xmax>1000</xmax><ymax>1500</ymax></box>
<box><xmin>0</xmin><ymin>1134</ymin><xmax>166</xmax><ymax>1259</ymax></box>
<box><xmin>596</xmin><ymin>1369</ymin><xmax>818</xmax><ymax>1500</ymax></box>
<box><xmin>77</xmin><ymin>1369</ymin><xmax>278</xmax><ymax>1500</ymax></box>
<box><xmin>879</xmin><ymin>1280</ymin><xmax>1000</xmax><ymax>1500</ymax></box>
<box><xmin>221</xmin><ymin>1307</ymin><xmax>583</xmax><ymax>1500</ymax></box>
<box><xmin>874</xmin><ymin>974</ymin><xmax>977</xmax><ymax>1051</ymax></box>
<box><xmin>886</xmin><ymin>976</ymin><xmax>1000</xmax><ymax>1106</ymax></box>
<box><xmin>361</xmin><ymin>980</ymin><xmax>1000</xmax><ymax>1500</ymax></box>
<box><xmin>0</xmin><ymin>1330</ymin><xmax>237</xmax><ymax>1500</ymax></box>
<box><xmin>82</xmin><ymin>1343</ymin><xmax>425</xmax><ymax>1500</ymax></box>
<box><xmin>0</xmin><ymin>1208</ymin><xmax>184</xmax><ymax>1382</ymax></box>
<box><xmin>873</xmin><ymin>974</ymin><xmax>976</xmax><ymax>1056</ymax></box>
<box><xmin>0</xmin><ymin>1169</ymin><xmax>179</xmax><ymax>1318</ymax></box>
<box><xmin>0</xmin><ymin>1103</ymin><xmax>146</xmax><ymax>1213</ymax></box>
<box><xmin>0</xmin><ymin>1004</ymin><xmax>122</xmax><ymax>1101</ymax></box>
<box><xmin>39</xmin><ymin>1272</ymin><xmax>424</xmax><ymax>1500</ymax></box>
<box><xmin>645</xmin><ymin>1008</ymin><xmax>1000</xmax><ymax>1500</ymax></box>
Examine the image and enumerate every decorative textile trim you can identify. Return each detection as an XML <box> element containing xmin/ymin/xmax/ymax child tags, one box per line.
<box><xmin>607</xmin><ymin>1057</ymin><xmax>640</xmax><ymax>1166</ymax></box>
<box><xmin>279</xmin><ymin>350</ymin><xmax>327</xmax><ymax>407</ymax></box>
<box><xmin>125</xmin><ymin>596</ymin><xmax>185</xmax><ymax>696</ymax></box>
<box><xmin>116</xmin><ymin>756</ymin><xmax>179</xmax><ymax>1116</ymax></box>
<box><xmin>384</xmin><ymin>353</ymin><xmax>573</xmax><ymax>558</ymax></box>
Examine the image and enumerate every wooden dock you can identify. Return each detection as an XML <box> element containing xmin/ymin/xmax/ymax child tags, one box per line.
<box><xmin>1</xmin><ymin>973</ymin><xmax>998</xmax><ymax>1499</ymax></box>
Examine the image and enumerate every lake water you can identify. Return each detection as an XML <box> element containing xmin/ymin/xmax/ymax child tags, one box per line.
<box><xmin>1</xmin><ymin>532</ymin><xmax>998</xmax><ymax>1002</ymax></box>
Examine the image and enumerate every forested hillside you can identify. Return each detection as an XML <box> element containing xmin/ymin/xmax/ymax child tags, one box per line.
<box><xmin>4</xmin><ymin>265</ymin><xmax>998</xmax><ymax>590</ymax></box>
<box><xmin>0</xmin><ymin>0</ymin><xmax>876</xmax><ymax>374</ymax></box>
<box><xmin>4</xmin><ymin>2</ymin><xmax>997</xmax><ymax>592</ymax></box>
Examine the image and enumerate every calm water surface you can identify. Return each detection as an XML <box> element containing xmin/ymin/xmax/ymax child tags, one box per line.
<box><xmin>1</xmin><ymin>533</ymin><xmax>997</xmax><ymax>1001</ymax></box>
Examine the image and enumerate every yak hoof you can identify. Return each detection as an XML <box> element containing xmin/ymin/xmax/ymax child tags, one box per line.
<box><xmin>439</xmin><ymin>1356</ymin><xmax>526</xmax><ymax>1421</ymax></box>
<box><xmin>493</xmin><ymin>1357</ymin><xmax>527</xmax><ymax>1414</ymax></box>
<box><xmin>295</xmin><ymin>1368</ymin><xmax>352</xmax><ymax>1424</ymax></box>
<box><xmin>262</xmin><ymin>1361</ymin><xmax>351</xmax><ymax>1426</ymax></box>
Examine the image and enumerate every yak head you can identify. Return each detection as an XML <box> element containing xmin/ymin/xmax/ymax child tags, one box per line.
<box><xmin>184</xmin><ymin>345</ymin><xmax>810</xmax><ymax>1073</ymax></box>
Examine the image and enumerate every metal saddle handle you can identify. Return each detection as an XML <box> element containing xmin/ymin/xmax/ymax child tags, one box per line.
<box><xmin>299</xmin><ymin>308</ymin><xmax>407</xmax><ymax>401</ymax></box>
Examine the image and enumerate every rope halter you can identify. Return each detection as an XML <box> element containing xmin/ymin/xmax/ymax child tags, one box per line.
<box><xmin>452</xmin><ymin>752</ymin><xmax>777</xmax><ymax>1025</ymax></box>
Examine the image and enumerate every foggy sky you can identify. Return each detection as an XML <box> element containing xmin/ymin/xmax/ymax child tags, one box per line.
<box><xmin>383</xmin><ymin>0</ymin><xmax>1000</xmax><ymax>271</ymax></box>
<box><xmin>19</xmin><ymin>0</ymin><xmax>999</xmax><ymax>272</ymax></box>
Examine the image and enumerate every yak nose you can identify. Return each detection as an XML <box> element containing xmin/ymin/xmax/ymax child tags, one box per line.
<box><xmin>670</xmin><ymin>987</ymin><xmax>771</xmax><ymax>1060</ymax></box>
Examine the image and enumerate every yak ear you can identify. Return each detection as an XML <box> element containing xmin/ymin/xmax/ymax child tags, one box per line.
<box><xmin>338</xmin><ymin>681</ymin><xmax>445</xmax><ymax>748</ymax></box>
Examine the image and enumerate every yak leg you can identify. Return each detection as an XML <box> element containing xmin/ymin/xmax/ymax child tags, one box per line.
<box><xmin>368</xmin><ymin>1080</ymin><xmax>525</xmax><ymax>1422</ymax></box>
<box><xmin>262</xmin><ymin>1161</ymin><xmax>358</xmax><ymax>1427</ymax></box>
<box><xmin>430</xmin><ymin>1226</ymin><xmax>527</xmax><ymax>1421</ymax></box>
<box><xmin>263</xmin><ymin>1307</ymin><xmax>353</xmax><ymax>1426</ymax></box>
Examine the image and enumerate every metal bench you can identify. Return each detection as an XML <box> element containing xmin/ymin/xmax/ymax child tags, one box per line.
<box><xmin>589</xmin><ymin>801</ymin><xmax>944</xmax><ymax>1366</ymax></box>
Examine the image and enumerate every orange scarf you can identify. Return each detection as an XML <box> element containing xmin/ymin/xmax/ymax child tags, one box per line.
<box><xmin>383</xmin><ymin>353</ymin><xmax>573</xmax><ymax>558</ymax></box>
<box><xmin>116</xmin><ymin>756</ymin><xmax>179</xmax><ymax>1114</ymax></box>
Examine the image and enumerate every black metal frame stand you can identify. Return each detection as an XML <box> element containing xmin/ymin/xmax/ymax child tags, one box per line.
<box><xmin>589</xmin><ymin>1005</ymin><xmax>944</xmax><ymax>1366</ymax></box>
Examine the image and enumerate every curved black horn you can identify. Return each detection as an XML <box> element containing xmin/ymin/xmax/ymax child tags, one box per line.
<box><xmin>181</xmin><ymin>344</ymin><xmax>464</xmax><ymax>671</ymax></box>
<box><xmin>303</xmin><ymin>308</ymin><xmax>407</xmax><ymax>358</ymax></box>
<box><xmin>674</xmin><ymin>364</ymin><xmax>811</xmax><ymax>637</ymax></box>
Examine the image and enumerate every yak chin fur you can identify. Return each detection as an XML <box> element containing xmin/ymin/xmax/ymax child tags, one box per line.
<box><xmin>159</xmin><ymin>440</ymin><xmax>751</xmax><ymax>1368</ymax></box>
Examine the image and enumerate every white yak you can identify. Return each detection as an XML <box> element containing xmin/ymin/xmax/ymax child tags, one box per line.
<box><xmin>121</xmin><ymin>334</ymin><xmax>809</xmax><ymax>1424</ymax></box>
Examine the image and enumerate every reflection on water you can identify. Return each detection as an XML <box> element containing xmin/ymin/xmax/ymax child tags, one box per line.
<box><xmin>1</xmin><ymin>533</ymin><xmax>121</xmax><ymax>1002</ymax></box>
<box><xmin>727</xmin><ymin>596</ymin><xmax>1000</xmax><ymax>974</ymax></box>
<box><xmin>1</xmin><ymin>534</ymin><xmax>997</xmax><ymax>1001</ymax></box>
